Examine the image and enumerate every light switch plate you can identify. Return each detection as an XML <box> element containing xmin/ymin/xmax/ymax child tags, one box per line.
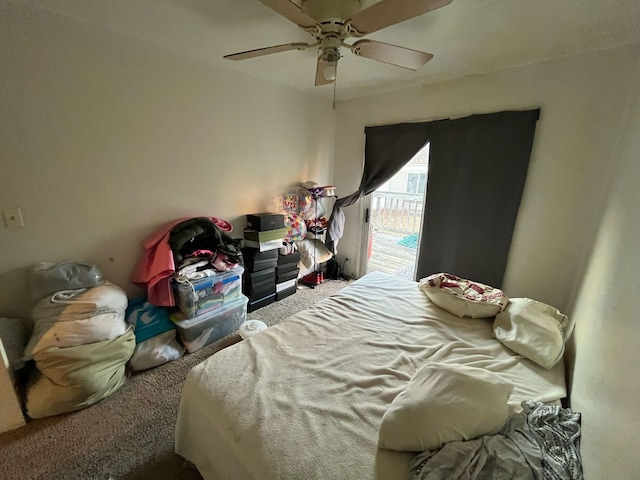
<box><xmin>3</xmin><ymin>208</ymin><xmax>24</xmax><ymax>228</ymax></box>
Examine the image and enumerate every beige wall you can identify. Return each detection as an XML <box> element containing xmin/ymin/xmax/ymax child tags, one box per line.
<box><xmin>568</xmin><ymin>77</ymin><xmax>640</xmax><ymax>479</ymax></box>
<box><xmin>333</xmin><ymin>43</ymin><xmax>640</xmax><ymax>312</ymax></box>
<box><xmin>0</xmin><ymin>3</ymin><xmax>335</xmax><ymax>318</ymax></box>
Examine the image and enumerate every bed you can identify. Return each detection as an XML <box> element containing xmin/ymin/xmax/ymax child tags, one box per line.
<box><xmin>175</xmin><ymin>272</ymin><xmax>568</xmax><ymax>480</ymax></box>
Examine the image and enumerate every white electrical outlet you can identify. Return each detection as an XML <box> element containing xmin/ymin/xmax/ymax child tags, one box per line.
<box><xmin>3</xmin><ymin>208</ymin><xmax>24</xmax><ymax>228</ymax></box>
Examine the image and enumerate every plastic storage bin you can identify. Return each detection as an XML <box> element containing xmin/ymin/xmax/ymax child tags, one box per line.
<box><xmin>170</xmin><ymin>295</ymin><xmax>248</xmax><ymax>353</ymax></box>
<box><xmin>125</xmin><ymin>297</ymin><xmax>176</xmax><ymax>344</ymax></box>
<box><xmin>173</xmin><ymin>266</ymin><xmax>244</xmax><ymax>318</ymax></box>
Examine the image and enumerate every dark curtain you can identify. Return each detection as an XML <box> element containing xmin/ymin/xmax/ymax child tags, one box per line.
<box><xmin>339</xmin><ymin>122</ymin><xmax>431</xmax><ymax>207</ymax></box>
<box><xmin>415</xmin><ymin>109</ymin><xmax>540</xmax><ymax>287</ymax></box>
<box><xmin>326</xmin><ymin>122</ymin><xmax>430</xmax><ymax>252</ymax></box>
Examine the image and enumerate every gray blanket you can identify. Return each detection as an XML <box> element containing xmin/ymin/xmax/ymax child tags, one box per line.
<box><xmin>409</xmin><ymin>401</ymin><xmax>583</xmax><ymax>480</ymax></box>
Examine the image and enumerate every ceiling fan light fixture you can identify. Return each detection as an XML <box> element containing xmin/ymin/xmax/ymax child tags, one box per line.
<box><xmin>322</xmin><ymin>62</ymin><xmax>337</xmax><ymax>81</ymax></box>
<box><xmin>225</xmin><ymin>0</ymin><xmax>454</xmax><ymax>88</ymax></box>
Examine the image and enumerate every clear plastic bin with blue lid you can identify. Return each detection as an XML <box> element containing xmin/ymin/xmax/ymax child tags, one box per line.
<box><xmin>173</xmin><ymin>265</ymin><xmax>244</xmax><ymax>318</ymax></box>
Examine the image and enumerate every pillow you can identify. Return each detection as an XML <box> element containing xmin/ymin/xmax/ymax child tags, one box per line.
<box><xmin>493</xmin><ymin>298</ymin><xmax>571</xmax><ymax>369</ymax></box>
<box><xmin>419</xmin><ymin>273</ymin><xmax>508</xmax><ymax>318</ymax></box>
<box><xmin>378</xmin><ymin>362</ymin><xmax>513</xmax><ymax>452</ymax></box>
<box><xmin>297</xmin><ymin>239</ymin><xmax>332</xmax><ymax>269</ymax></box>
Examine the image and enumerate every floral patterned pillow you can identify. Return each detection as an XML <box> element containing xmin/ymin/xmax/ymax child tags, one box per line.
<box><xmin>419</xmin><ymin>272</ymin><xmax>508</xmax><ymax>318</ymax></box>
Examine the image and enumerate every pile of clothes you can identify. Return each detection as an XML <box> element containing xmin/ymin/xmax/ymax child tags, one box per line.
<box><xmin>24</xmin><ymin>262</ymin><xmax>134</xmax><ymax>419</ymax></box>
<box><xmin>131</xmin><ymin>217</ymin><xmax>243</xmax><ymax>307</ymax></box>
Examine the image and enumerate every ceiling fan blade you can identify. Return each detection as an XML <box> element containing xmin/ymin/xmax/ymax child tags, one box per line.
<box><xmin>315</xmin><ymin>57</ymin><xmax>335</xmax><ymax>86</ymax></box>
<box><xmin>351</xmin><ymin>40</ymin><xmax>433</xmax><ymax>70</ymax></box>
<box><xmin>349</xmin><ymin>0</ymin><xmax>453</xmax><ymax>35</ymax></box>
<box><xmin>224</xmin><ymin>42</ymin><xmax>314</xmax><ymax>61</ymax></box>
<box><xmin>257</xmin><ymin>0</ymin><xmax>318</xmax><ymax>28</ymax></box>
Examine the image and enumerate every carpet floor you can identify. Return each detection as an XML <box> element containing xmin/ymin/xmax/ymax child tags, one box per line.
<box><xmin>0</xmin><ymin>278</ymin><xmax>352</xmax><ymax>480</ymax></box>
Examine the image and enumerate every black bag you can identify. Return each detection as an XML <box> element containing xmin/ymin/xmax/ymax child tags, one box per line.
<box><xmin>325</xmin><ymin>259</ymin><xmax>341</xmax><ymax>280</ymax></box>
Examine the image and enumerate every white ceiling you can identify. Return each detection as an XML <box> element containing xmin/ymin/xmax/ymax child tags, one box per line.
<box><xmin>17</xmin><ymin>0</ymin><xmax>640</xmax><ymax>100</ymax></box>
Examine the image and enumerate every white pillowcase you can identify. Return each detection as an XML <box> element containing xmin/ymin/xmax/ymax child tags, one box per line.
<box><xmin>419</xmin><ymin>273</ymin><xmax>508</xmax><ymax>318</ymax></box>
<box><xmin>378</xmin><ymin>362</ymin><xmax>513</xmax><ymax>452</ymax></box>
<box><xmin>493</xmin><ymin>298</ymin><xmax>571</xmax><ymax>369</ymax></box>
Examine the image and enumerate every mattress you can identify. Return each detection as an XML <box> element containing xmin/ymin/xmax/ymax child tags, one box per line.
<box><xmin>175</xmin><ymin>272</ymin><xmax>566</xmax><ymax>480</ymax></box>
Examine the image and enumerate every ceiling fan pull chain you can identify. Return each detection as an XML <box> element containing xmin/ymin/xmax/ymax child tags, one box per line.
<box><xmin>332</xmin><ymin>66</ymin><xmax>337</xmax><ymax>111</ymax></box>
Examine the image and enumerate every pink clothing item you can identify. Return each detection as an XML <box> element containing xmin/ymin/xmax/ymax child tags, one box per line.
<box><xmin>211</xmin><ymin>252</ymin><xmax>238</xmax><ymax>272</ymax></box>
<box><xmin>131</xmin><ymin>217</ymin><xmax>232</xmax><ymax>306</ymax></box>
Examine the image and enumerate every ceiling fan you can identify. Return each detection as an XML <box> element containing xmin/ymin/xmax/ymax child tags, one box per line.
<box><xmin>224</xmin><ymin>0</ymin><xmax>453</xmax><ymax>87</ymax></box>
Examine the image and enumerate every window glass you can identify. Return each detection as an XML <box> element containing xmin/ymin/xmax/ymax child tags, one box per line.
<box><xmin>407</xmin><ymin>173</ymin><xmax>426</xmax><ymax>194</ymax></box>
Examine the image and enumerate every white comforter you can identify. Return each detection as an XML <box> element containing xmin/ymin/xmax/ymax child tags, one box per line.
<box><xmin>175</xmin><ymin>272</ymin><xmax>566</xmax><ymax>480</ymax></box>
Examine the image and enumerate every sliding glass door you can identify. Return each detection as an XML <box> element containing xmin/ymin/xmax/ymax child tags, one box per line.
<box><xmin>363</xmin><ymin>144</ymin><xmax>430</xmax><ymax>280</ymax></box>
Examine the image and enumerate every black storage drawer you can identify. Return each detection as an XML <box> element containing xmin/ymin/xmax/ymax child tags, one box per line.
<box><xmin>243</xmin><ymin>268</ymin><xmax>276</xmax><ymax>294</ymax></box>
<box><xmin>276</xmin><ymin>285</ymin><xmax>297</xmax><ymax>301</ymax></box>
<box><xmin>245</xmin><ymin>283</ymin><xmax>277</xmax><ymax>302</ymax></box>
<box><xmin>245</xmin><ymin>267</ymin><xmax>276</xmax><ymax>283</ymax></box>
<box><xmin>246</xmin><ymin>213</ymin><xmax>285</xmax><ymax>231</ymax></box>
<box><xmin>245</xmin><ymin>257</ymin><xmax>279</xmax><ymax>272</ymax></box>
<box><xmin>278</xmin><ymin>251</ymin><xmax>301</xmax><ymax>265</ymax></box>
<box><xmin>276</xmin><ymin>269</ymin><xmax>299</xmax><ymax>284</ymax></box>
<box><xmin>243</xmin><ymin>247</ymin><xmax>278</xmax><ymax>261</ymax></box>
<box><xmin>247</xmin><ymin>293</ymin><xmax>276</xmax><ymax>312</ymax></box>
<box><xmin>276</xmin><ymin>262</ymin><xmax>298</xmax><ymax>274</ymax></box>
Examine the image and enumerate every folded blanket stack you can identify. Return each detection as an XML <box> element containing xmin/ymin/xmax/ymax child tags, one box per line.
<box><xmin>24</xmin><ymin>263</ymin><xmax>135</xmax><ymax>419</ymax></box>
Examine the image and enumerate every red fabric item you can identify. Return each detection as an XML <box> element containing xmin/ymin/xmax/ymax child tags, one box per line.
<box><xmin>131</xmin><ymin>217</ymin><xmax>232</xmax><ymax>306</ymax></box>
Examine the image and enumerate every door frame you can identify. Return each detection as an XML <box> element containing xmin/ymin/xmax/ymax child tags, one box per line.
<box><xmin>357</xmin><ymin>194</ymin><xmax>372</xmax><ymax>278</ymax></box>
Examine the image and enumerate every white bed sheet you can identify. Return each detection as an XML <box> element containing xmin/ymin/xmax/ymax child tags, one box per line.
<box><xmin>175</xmin><ymin>272</ymin><xmax>566</xmax><ymax>480</ymax></box>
